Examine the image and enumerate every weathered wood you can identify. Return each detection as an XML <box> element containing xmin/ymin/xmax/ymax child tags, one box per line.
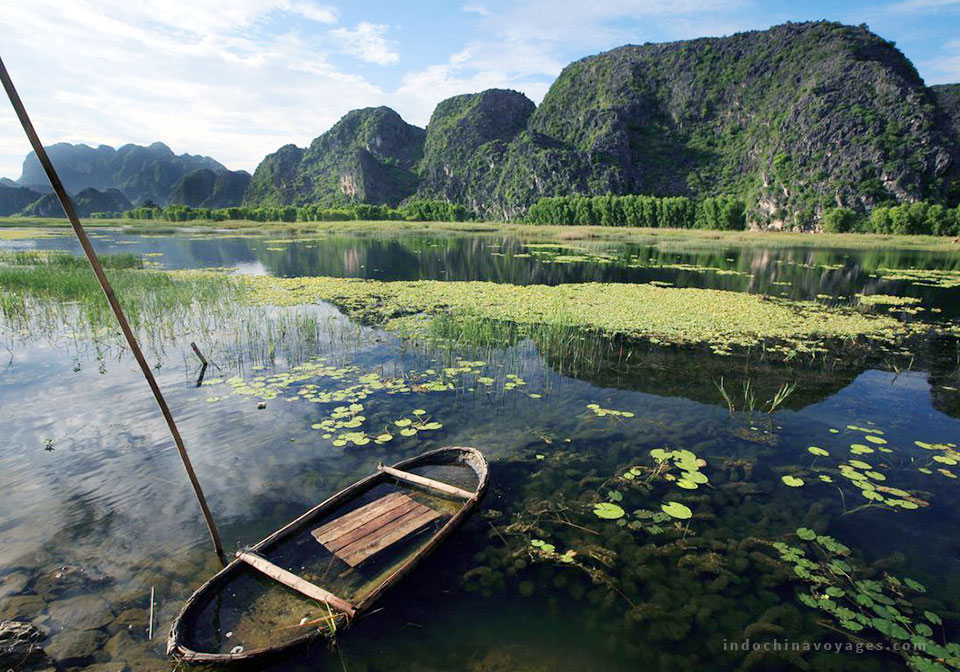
<box><xmin>311</xmin><ymin>492</ymin><xmax>407</xmax><ymax>544</ymax></box>
<box><xmin>190</xmin><ymin>342</ymin><xmax>208</xmax><ymax>366</ymax></box>
<box><xmin>321</xmin><ymin>499</ymin><xmax>422</xmax><ymax>552</ymax></box>
<box><xmin>377</xmin><ymin>464</ymin><xmax>475</xmax><ymax>499</ymax></box>
<box><xmin>312</xmin><ymin>493</ymin><xmax>443</xmax><ymax>566</ymax></box>
<box><xmin>236</xmin><ymin>551</ymin><xmax>355</xmax><ymax>617</ymax></box>
<box><xmin>338</xmin><ymin>507</ymin><xmax>442</xmax><ymax>567</ymax></box>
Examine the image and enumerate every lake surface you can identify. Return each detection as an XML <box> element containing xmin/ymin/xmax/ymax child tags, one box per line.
<box><xmin>2</xmin><ymin>228</ymin><xmax>960</xmax><ymax>671</ymax></box>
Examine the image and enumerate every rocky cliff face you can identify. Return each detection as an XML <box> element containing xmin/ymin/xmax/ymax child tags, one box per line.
<box><xmin>242</xmin><ymin>144</ymin><xmax>304</xmax><ymax>207</ymax></box>
<box><xmin>18</xmin><ymin>142</ymin><xmax>225</xmax><ymax>206</ymax></box>
<box><xmin>489</xmin><ymin>21</ymin><xmax>960</xmax><ymax>224</ymax></box>
<box><xmin>933</xmin><ymin>84</ymin><xmax>960</xmax><ymax>142</ymax></box>
<box><xmin>245</xmin><ymin>107</ymin><xmax>424</xmax><ymax>207</ymax></box>
<box><xmin>417</xmin><ymin>89</ymin><xmax>535</xmax><ymax>217</ymax></box>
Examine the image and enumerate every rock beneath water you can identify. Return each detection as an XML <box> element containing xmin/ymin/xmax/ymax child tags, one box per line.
<box><xmin>111</xmin><ymin>608</ymin><xmax>147</xmax><ymax>633</ymax></box>
<box><xmin>33</xmin><ymin>565</ymin><xmax>105</xmax><ymax>599</ymax></box>
<box><xmin>103</xmin><ymin>630</ymin><xmax>145</xmax><ymax>662</ymax></box>
<box><xmin>0</xmin><ymin>572</ymin><xmax>30</xmax><ymax>599</ymax></box>
<box><xmin>0</xmin><ymin>595</ymin><xmax>47</xmax><ymax>622</ymax></box>
<box><xmin>0</xmin><ymin>621</ymin><xmax>56</xmax><ymax>671</ymax></box>
<box><xmin>77</xmin><ymin>663</ymin><xmax>130</xmax><ymax>672</ymax></box>
<box><xmin>47</xmin><ymin>595</ymin><xmax>114</xmax><ymax>631</ymax></box>
<box><xmin>45</xmin><ymin>627</ymin><xmax>106</xmax><ymax>665</ymax></box>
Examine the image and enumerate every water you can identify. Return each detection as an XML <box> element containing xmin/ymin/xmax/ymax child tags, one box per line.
<box><xmin>6</xmin><ymin>229</ymin><xmax>960</xmax><ymax>317</ymax></box>
<box><xmin>1</xmin><ymin>227</ymin><xmax>960</xmax><ymax>671</ymax></box>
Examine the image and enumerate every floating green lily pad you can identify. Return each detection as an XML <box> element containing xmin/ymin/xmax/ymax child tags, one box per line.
<box><xmin>593</xmin><ymin>502</ymin><xmax>626</xmax><ymax>520</ymax></box>
<box><xmin>781</xmin><ymin>475</ymin><xmax>804</xmax><ymax>487</ymax></box>
<box><xmin>660</xmin><ymin>501</ymin><xmax>693</xmax><ymax>520</ymax></box>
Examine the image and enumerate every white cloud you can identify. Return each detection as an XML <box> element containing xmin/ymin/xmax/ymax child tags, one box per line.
<box><xmin>329</xmin><ymin>22</ymin><xmax>399</xmax><ymax>66</ymax></box>
<box><xmin>462</xmin><ymin>3</ymin><xmax>492</xmax><ymax>16</ymax></box>
<box><xmin>921</xmin><ymin>37</ymin><xmax>960</xmax><ymax>83</ymax></box>
<box><xmin>285</xmin><ymin>1</ymin><xmax>338</xmax><ymax>24</ymax></box>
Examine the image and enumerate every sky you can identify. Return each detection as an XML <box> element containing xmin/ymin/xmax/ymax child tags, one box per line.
<box><xmin>1</xmin><ymin>0</ymin><xmax>959</xmax><ymax>180</ymax></box>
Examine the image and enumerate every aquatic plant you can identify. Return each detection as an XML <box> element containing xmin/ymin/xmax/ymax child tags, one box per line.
<box><xmin>781</xmin><ymin>475</ymin><xmax>804</xmax><ymax>487</ymax></box>
<box><xmin>715</xmin><ymin>377</ymin><xmax>797</xmax><ymax>414</ymax></box>
<box><xmin>586</xmin><ymin>403</ymin><xmax>635</xmax><ymax>419</ymax></box>
<box><xmin>660</xmin><ymin>502</ymin><xmax>692</xmax><ymax>520</ymax></box>
<box><xmin>774</xmin><ymin>529</ymin><xmax>960</xmax><ymax>670</ymax></box>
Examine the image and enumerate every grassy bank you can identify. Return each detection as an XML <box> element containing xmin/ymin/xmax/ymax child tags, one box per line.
<box><xmin>2</xmin><ymin>216</ymin><xmax>959</xmax><ymax>251</ymax></box>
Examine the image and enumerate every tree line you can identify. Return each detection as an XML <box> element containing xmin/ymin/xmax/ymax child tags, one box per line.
<box><xmin>100</xmin><ymin>199</ymin><xmax>471</xmax><ymax>223</ymax></box>
<box><xmin>88</xmin><ymin>194</ymin><xmax>960</xmax><ymax>236</ymax></box>
<box><xmin>822</xmin><ymin>203</ymin><xmax>960</xmax><ymax>236</ymax></box>
<box><xmin>525</xmin><ymin>195</ymin><xmax>747</xmax><ymax>230</ymax></box>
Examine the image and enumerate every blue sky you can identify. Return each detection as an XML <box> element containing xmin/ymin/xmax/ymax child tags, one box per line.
<box><xmin>0</xmin><ymin>0</ymin><xmax>959</xmax><ymax>180</ymax></box>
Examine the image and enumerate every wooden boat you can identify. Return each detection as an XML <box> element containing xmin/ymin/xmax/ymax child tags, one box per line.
<box><xmin>167</xmin><ymin>446</ymin><xmax>488</xmax><ymax>664</ymax></box>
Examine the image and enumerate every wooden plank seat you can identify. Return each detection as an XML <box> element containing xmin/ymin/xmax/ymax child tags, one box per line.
<box><xmin>377</xmin><ymin>464</ymin><xmax>475</xmax><ymax>499</ymax></box>
<box><xmin>311</xmin><ymin>492</ymin><xmax>443</xmax><ymax>567</ymax></box>
<box><xmin>236</xmin><ymin>551</ymin><xmax>356</xmax><ymax>616</ymax></box>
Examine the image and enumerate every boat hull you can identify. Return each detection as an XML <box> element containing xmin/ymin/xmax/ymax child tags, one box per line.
<box><xmin>167</xmin><ymin>446</ymin><xmax>488</xmax><ymax>664</ymax></box>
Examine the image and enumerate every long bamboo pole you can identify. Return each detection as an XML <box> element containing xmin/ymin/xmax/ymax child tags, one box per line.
<box><xmin>0</xmin><ymin>55</ymin><xmax>226</xmax><ymax>564</ymax></box>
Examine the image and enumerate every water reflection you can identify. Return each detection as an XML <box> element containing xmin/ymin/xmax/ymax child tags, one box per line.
<box><xmin>6</xmin><ymin>230</ymin><xmax>960</xmax><ymax>318</ymax></box>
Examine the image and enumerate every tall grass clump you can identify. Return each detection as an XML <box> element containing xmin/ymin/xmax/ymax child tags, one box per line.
<box><xmin>0</xmin><ymin>251</ymin><xmax>241</xmax><ymax>333</ymax></box>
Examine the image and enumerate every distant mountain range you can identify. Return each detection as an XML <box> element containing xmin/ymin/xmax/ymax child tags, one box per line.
<box><xmin>3</xmin><ymin>21</ymin><xmax>960</xmax><ymax>227</ymax></box>
<box><xmin>2</xmin><ymin>141</ymin><xmax>250</xmax><ymax>217</ymax></box>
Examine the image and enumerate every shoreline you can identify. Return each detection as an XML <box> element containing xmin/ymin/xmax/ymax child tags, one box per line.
<box><xmin>2</xmin><ymin>217</ymin><xmax>959</xmax><ymax>251</ymax></box>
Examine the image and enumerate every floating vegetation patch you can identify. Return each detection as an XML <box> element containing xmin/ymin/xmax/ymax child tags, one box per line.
<box><xmin>856</xmin><ymin>294</ymin><xmax>924</xmax><ymax>307</ymax></box>
<box><xmin>874</xmin><ymin>267</ymin><xmax>960</xmax><ymax>289</ymax></box>
<box><xmin>201</xmin><ymin>356</ymin><xmax>529</xmax><ymax>448</ymax></box>
<box><xmin>0</xmin><ymin>227</ymin><xmax>70</xmax><ymax>240</ymax></box>
<box><xmin>227</xmin><ymin>274</ymin><xmax>928</xmax><ymax>359</ymax></box>
<box><xmin>775</xmin><ymin>423</ymin><xmax>943</xmax><ymax>513</ymax></box>
<box><xmin>774</xmin><ymin>529</ymin><xmax>960</xmax><ymax>670</ymax></box>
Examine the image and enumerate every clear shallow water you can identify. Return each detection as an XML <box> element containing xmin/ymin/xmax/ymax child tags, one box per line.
<box><xmin>1</xmin><ymin>230</ymin><xmax>960</xmax><ymax>671</ymax></box>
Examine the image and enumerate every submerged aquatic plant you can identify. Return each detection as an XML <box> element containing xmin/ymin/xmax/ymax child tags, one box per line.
<box><xmin>774</xmin><ymin>529</ymin><xmax>960</xmax><ymax>671</ymax></box>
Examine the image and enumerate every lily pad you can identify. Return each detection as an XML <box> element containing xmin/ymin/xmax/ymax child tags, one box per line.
<box><xmin>660</xmin><ymin>501</ymin><xmax>692</xmax><ymax>520</ymax></box>
<box><xmin>781</xmin><ymin>475</ymin><xmax>804</xmax><ymax>487</ymax></box>
<box><xmin>808</xmin><ymin>446</ymin><xmax>829</xmax><ymax>457</ymax></box>
<box><xmin>593</xmin><ymin>502</ymin><xmax>626</xmax><ymax>520</ymax></box>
